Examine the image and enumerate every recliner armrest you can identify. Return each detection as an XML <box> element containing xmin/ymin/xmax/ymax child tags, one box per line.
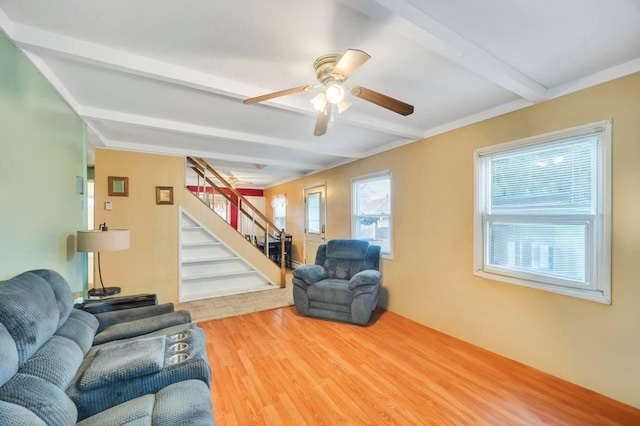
<box><xmin>93</xmin><ymin>303</ymin><xmax>176</xmax><ymax>333</ymax></box>
<box><xmin>292</xmin><ymin>265</ymin><xmax>327</xmax><ymax>286</ymax></box>
<box><xmin>348</xmin><ymin>269</ymin><xmax>381</xmax><ymax>290</ymax></box>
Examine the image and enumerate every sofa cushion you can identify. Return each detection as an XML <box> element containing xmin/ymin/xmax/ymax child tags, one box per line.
<box><xmin>0</xmin><ymin>373</ymin><xmax>77</xmax><ymax>426</ymax></box>
<box><xmin>307</xmin><ymin>279</ymin><xmax>353</xmax><ymax>305</ymax></box>
<box><xmin>0</xmin><ymin>272</ymin><xmax>59</xmax><ymax>364</ymax></box>
<box><xmin>79</xmin><ymin>336</ymin><xmax>166</xmax><ymax>391</ymax></box>
<box><xmin>0</xmin><ymin>324</ymin><xmax>18</xmax><ymax>387</ymax></box>
<box><xmin>0</xmin><ymin>400</ymin><xmax>45</xmax><ymax>426</ymax></box>
<box><xmin>28</xmin><ymin>269</ymin><xmax>73</xmax><ymax>329</ymax></box>
<box><xmin>18</xmin><ymin>335</ymin><xmax>84</xmax><ymax>389</ymax></box>
<box><xmin>56</xmin><ymin>310</ymin><xmax>99</xmax><ymax>355</ymax></box>
<box><xmin>76</xmin><ymin>380</ymin><xmax>214</xmax><ymax>426</ymax></box>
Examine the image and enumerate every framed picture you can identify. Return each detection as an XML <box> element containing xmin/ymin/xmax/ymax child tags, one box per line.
<box><xmin>108</xmin><ymin>176</ymin><xmax>129</xmax><ymax>196</ymax></box>
<box><xmin>156</xmin><ymin>186</ymin><xmax>174</xmax><ymax>205</ymax></box>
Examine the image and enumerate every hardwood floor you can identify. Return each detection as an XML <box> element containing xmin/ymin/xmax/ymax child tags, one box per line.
<box><xmin>200</xmin><ymin>307</ymin><xmax>640</xmax><ymax>425</ymax></box>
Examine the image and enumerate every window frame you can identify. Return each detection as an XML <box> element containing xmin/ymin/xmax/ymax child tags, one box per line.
<box><xmin>473</xmin><ymin>120</ymin><xmax>612</xmax><ymax>304</ymax></box>
<box><xmin>351</xmin><ymin>170</ymin><xmax>393</xmax><ymax>259</ymax></box>
<box><xmin>272</xmin><ymin>194</ymin><xmax>287</xmax><ymax>231</ymax></box>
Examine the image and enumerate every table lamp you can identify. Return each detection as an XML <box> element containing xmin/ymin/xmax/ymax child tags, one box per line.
<box><xmin>77</xmin><ymin>223</ymin><xmax>130</xmax><ymax>297</ymax></box>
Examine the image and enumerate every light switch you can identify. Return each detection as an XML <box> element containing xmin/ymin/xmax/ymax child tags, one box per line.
<box><xmin>104</xmin><ymin>201</ymin><xmax>113</xmax><ymax>211</ymax></box>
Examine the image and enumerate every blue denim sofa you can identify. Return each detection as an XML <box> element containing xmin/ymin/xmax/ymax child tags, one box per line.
<box><xmin>292</xmin><ymin>239</ymin><xmax>381</xmax><ymax>325</ymax></box>
<box><xmin>0</xmin><ymin>269</ymin><xmax>215</xmax><ymax>425</ymax></box>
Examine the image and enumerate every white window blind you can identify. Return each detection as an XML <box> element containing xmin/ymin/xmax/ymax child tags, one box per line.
<box><xmin>474</xmin><ymin>120</ymin><xmax>611</xmax><ymax>303</ymax></box>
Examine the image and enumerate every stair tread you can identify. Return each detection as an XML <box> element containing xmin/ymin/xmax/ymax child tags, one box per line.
<box><xmin>181</xmin><ymin>241</ymin><xmax>222</xmax><ymax>247</ymax></box>
<box><xmin>180</xmin><ymin>282</ymin><xmax>275</xmax><ymax>302</ymax></box>
<box><xmin>181</xmin><ymin>270</ymin><xmax>258</xmax><ymax>280</ymax></box>
<box><xmin>181</xmin><ymin>256</ymin><xmax>239</xmax><ymax>264</ymax></box>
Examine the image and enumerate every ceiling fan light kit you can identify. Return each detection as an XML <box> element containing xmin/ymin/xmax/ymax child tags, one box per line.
<box><xmin>325</xmin><ymin>83</ymin><xmax>345</xmax><ymax>104</ymax></box>
<box><xmin>244</xmin><ymin>49</ymin><xmax>414</xmax><ymax>136</ymax></box>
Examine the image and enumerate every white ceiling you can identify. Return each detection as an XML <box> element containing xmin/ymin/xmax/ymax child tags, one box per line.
<box><xmin>1</xmin><ymin>0</ymin><xmax>639</xmax><ymax>188</ymax></box>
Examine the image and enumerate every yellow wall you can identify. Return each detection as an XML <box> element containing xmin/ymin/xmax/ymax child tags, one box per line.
<box><xmin>94</xmin><ymin>149</ymin><xmax>184</xmax><ymax>304</ymax></box>
<box><xmin>265</xmin><ymin>73</ymin><xmax>640</xmax><ymax>408</ymax></box>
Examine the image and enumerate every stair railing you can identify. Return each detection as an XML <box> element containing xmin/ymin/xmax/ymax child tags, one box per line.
<box><xmin>186</xmin><ymin>156</ymin><xmax>286</xmax><ymax>287</ymax></box>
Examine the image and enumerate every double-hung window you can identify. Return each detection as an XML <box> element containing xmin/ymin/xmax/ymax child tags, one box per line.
<box><xmin>272</xmin><ymin>194</ymin><xmax>287</xmax><ymax>231</ymax></box>
<box><xmin>352</xmin><ymin>171</ymin><xmax>392</xmax><ymax>257</ymax></box>
<box><xmin>474</xmin><ymin>120</ymin><xmax>611</xmax><ymax>303</ymax></box>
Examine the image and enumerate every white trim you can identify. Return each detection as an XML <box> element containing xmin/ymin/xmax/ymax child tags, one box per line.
<box><xmin>302</xmin><ymin>183</ymin><xmax>327</xmax><ymax>265</ymax></box>
<box><xmin>475</xmin><ymin>119</ymin><xmax>612</xmax><ymax>156</ymax></box>
<box><xmin>351</xmin><ymin>170</ymin><xmax>393</xmax><ymax>258</ymax></box>
<box><xmin>473</xmin><ymin>120</ymin><xmax>612</xmax><ymax>304</ymax></box>
<box><xmin>80</xmin><ymin>107</ymin><xmax>360</xmax><ymax>159</ymax></box>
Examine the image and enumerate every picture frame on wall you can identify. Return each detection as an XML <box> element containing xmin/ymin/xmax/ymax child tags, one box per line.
<box><xmin>108</xmin><ymin>176</ymin><xmax>129</xmax><ymax>196</ymax></box>
<box><xmin>156</xmin><ymin>186</ymin><xmax>174</xmax><ymax>205</ymax></box>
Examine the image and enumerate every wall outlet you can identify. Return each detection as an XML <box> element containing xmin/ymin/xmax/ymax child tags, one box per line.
<box><xmin>104</xmin><ymin>201</ymin><xmax>112</xmax><ymax>211</ymax></box>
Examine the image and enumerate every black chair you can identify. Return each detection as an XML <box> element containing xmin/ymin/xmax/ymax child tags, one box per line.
<box><xmin>284</xmin><ymin>235</ymin><xmax>293</xmax><ymax>269</ymax></box>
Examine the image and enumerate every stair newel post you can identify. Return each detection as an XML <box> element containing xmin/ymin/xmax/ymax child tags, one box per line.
<box><xmin>279</xmin><ymin>228</ymin><xmax>286</xmax><ymax>287</ymax></box>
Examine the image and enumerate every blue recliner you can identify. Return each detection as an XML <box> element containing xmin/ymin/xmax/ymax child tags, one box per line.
<box><xmin>292</xmin><ymin>239</ymin><xmax>381</xmax><ymax>325</ymax></box>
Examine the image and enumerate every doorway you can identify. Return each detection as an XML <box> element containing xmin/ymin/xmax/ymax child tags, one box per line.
<box><xmin>303</xmin><ymin>184</ymin><xmax>326</xmax><ymax>264</ymax></box>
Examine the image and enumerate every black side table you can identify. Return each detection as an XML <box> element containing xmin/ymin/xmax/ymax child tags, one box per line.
<box><xmin>75</xmin><ymin>293</ymin><xmax>158</xmax><ymax>314</ymax></box>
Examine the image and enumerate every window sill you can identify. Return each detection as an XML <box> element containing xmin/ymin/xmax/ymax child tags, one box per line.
<box><xmin>474</xmin><ymin>270</ymin><xmax>610</xmax><ymax>304</ymax></box>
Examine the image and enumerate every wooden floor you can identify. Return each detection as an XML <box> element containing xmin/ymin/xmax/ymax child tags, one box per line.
<box><xmin>200</xmin><ymin>307</ymin><xmax>640</xmax><ymax>425</ymax></box>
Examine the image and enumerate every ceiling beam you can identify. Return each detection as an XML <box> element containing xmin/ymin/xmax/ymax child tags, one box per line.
<box><xmin>342</xmin><ymin>0</ymin><xmax>549</xmax><ymax>102</ymax></box>
<box><xmin>8</xmin><ymin>20</ymin><xmax>423</xmax><ymax>140</ymax></box>
<box><xmin>105</xmin><ymin>140</ymin><xmax>324</xmax><ymax>172</ymax></box>
<box><xmin>79</xmin><ymin>107</ymin><xmax>361</xmax><ymax>159</ymax></box>
<box><xmin>202</xmin><ymin>162</ymin><xmax>307</xmax><ymax>178</ymax></box>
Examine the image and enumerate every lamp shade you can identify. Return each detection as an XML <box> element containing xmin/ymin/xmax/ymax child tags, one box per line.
<box><xmin>77</xmin><ymin>229</ymin><xmax>130</xmax><ymax>253</ymax></box>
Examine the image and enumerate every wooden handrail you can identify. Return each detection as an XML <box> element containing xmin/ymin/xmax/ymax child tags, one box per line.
<box><xmin>191</xmin><ymin>157</ymin><xmax>282</xmax><ymax>233</ymax></box>
<box><xmin>186</xmin><ymin>156</ymin><xmax>286</xmax><ymax>287</ymax></box>
<box><xmin>189</xmin><ymin>166</ymin><xmax>268</xmax><ymax>234</ymax></box>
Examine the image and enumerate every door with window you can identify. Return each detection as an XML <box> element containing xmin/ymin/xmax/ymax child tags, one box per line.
<box><xmin>304</xmin><ymin>184</ymin><xmax>326</xmax><ymax>264</ymax></box>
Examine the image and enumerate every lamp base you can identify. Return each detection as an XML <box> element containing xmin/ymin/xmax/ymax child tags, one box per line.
<box><xmin>88</xmin><ymin>287</ymin><xmax>121</xmax><ymax>297</ymax></box>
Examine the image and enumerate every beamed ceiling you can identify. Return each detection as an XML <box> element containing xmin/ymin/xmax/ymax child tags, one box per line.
<box><xmin>1</xmin><ymin>0</ymin><xmax>639</xmax><ymax>187</ymax></box>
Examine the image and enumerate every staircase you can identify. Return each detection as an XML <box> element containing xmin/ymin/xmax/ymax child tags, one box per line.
<box><xmin>179</xmin><ymin>210</ymin><xmax>275</xmax><ymax>302</ymax></box>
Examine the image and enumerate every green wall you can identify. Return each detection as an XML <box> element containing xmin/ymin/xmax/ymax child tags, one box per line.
<box><xmin>0</xmin><ymin>34</ymin><xmax>87</xmax><ymax>291</ymax></box>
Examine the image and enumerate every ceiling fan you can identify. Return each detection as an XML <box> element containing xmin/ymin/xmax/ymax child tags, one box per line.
<box><xmin>243</xmin><ymin>49</ymin><xmax>414</xmax><ymax>136</ymax></box>
<box><xmin>227</xmin><ymin>176</ymin><xmax>253</xmax><ymax>188</ymax></box>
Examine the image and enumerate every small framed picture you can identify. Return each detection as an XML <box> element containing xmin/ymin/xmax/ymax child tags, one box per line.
<box><xmin>108</xmin><ymin>176</ymin><xmax>129</xmax><ymax>196</ymax></box>
<box><xmin>156</xmin><ymin>186</ymin><xmax>174</xmax><ymax>205</ymax></box>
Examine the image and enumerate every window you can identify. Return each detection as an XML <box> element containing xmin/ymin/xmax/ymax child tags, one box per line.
<box><xmin>352</xmin><ymin>171</ymin><xmax>392</xmax><ymax>257</ymax></box>
<box><xmin>272</xmin><ymin>194</ymin><xmax>287</xmax><ymax>231</ymax></box>
<box><xmin>307</xmin><ymin>192</ymin><xmax>320</xmax><ymax>233</ymax></box>
<box><xmin>474</xmin><ymin>120</ymin><xmax>611</xmax><ymax>303</ymax></box>
<box><xmin>212</xmin><ymin>194</ymin><xmax>229</xmax><ymax>223</ymax></box>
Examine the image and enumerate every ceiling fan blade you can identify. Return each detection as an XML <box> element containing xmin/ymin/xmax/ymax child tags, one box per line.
<box><xmin>337</xmin><ymin>98</ymin><xmax>352</xmax><ymax>114</ymax></box>
<box><xmin>314</xmin><ymin>103</ymin><xmax>331</xmax><ymax>136</ymax></box>
<box><xmin>243</xmin><ymin>84</ymin><xmax>314</xmax><ymax>105</ymax></box>
<box><xmin>351</xmin><ymin>86</ymin><xmax>414</xmax><ymax>116</ymax></box>
<box><xmin>331</xmin><ymin>49</ymin><xmax>371</xmax><ymax>80</ymax></box>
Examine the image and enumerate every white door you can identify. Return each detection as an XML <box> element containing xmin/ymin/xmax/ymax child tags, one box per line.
<box><xmin>304</xmin><ymin>184</ymin><xmax>326</xmax><ymax>264</ymax></box>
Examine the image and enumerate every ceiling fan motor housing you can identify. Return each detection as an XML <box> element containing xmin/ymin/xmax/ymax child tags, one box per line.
<box><xmin>314</xmin><ymin>54</ymin><xmax>343</xmax><ymax>83</ymax></box>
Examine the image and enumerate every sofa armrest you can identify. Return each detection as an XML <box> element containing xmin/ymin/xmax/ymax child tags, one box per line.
<box><xmin>292</xmin><ymin>265</ymin><xmax>327</xmax><ymax>286</ymax></box>
<box><xmin>93</xmin><ymin>303</ymin><xmax>175</xmax><ymax>333</ymax></box>
<box><xmin>348</xmin><ymin>269</ymin><xmax>381</xmax><ymax>290</ymax></box>
<box><xmin>92</xmin><ymin>310</ymin><xmax>191</xmax><ymax>346</ymax></box>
